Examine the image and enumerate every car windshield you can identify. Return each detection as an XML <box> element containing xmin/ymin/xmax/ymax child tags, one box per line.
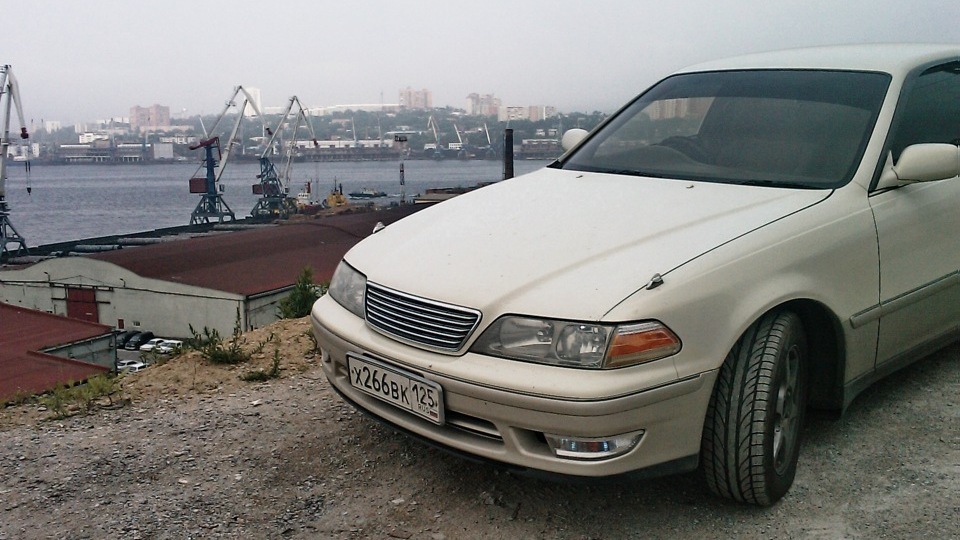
<box><xmin>559</xmin><ymin>69</ymin><xmax>890</xmax><ymax>188</ymax></box>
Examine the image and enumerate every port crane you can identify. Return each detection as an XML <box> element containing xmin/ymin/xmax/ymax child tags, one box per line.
<box><xmin>452</xmin><ymin>122</ymin><xmax>467</xmax><ymax>158</ymax></box>
<box><xmin>425</xmin><ymin>115</ymin><xmax>443</xmax><ymax>159</ymax></box>
<box><xmin>188</xmin><ymin>85</ymin><xmax>267</xmax><ymax>225</ymax></box>
<box><xmin>251</xmin><ymin>96</ymin><xmax>318</xmax><ymax>219</ymax></box>
<box><xmin>0</xmin><ymin>65</ymin><xmax>29</xmax><ymax>260</ymax></box>
<box><xmin>479</xmin><ymin>122</ymin><xmax>498</xmax><ymax>159</ymax></box>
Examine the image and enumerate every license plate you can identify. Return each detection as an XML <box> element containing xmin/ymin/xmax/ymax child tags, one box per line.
<box><xmin>347</xmin><ymin>354</ymin><xmax>444</xmax><ymax>425</ymax></box>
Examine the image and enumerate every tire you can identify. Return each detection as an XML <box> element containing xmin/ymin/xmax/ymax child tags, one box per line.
<box><xmin>701</xmin><ymin>310</ymin><xmax>808</xmax><ymax>505</ymax></box>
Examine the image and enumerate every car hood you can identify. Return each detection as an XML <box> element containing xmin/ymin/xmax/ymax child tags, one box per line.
<box><xmin>346</xmin><ymin>168</ymin><xmax>830</xmax><ymax>321</ymax></box>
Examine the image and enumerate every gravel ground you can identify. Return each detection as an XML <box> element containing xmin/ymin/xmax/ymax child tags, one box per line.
<box><xmin>1</xmin><ymin>318</ymin><xmax>958</xmax><ymax>540</ymax></box>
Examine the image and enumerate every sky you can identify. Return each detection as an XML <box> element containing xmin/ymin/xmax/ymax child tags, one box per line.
<box><xmin>5</xmin><ymin>0</ymin><xmax>960</xmax><ymax>125</ymax></box>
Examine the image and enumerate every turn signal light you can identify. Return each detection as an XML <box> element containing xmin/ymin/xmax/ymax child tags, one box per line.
<box><xmin>604</xmin><ymin>322</ymin><xmax>681</xmax><ymax>368</ymax></box>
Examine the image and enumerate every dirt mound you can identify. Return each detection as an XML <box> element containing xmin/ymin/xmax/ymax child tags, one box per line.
<box><xmin>126</xmin><ymin>317</ymin><xmax>316</xmax><ymax>400</ymax></box>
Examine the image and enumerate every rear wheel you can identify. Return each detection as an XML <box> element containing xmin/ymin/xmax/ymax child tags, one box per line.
<box><xmin>701</xmin><ymin>310</ymin><xmax>808</xmax><ymax>505</ymax></box>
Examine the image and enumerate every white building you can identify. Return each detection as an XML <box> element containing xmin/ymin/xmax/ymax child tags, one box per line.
<box><xmin>498</xmin><ymin>105</ymin><xmax>558</xmax><ymax>122</ymax></box>
<box><xmin>79</xmin><ymin>132</ymin><xmax>110</xmax><ymax>144</ymax></box>
<box><xmin>297</xmin><ymin>138</ymin><xmax>393</xmax><ymax>150</ymax></box>
<box><xmin>465</xmin><ymin>93</ymin><xmax>501</xmax><ymax>117</ymax></box>
<box><xmin>152</xmin><ymin>143</ymin><xmax>174</xmax><ymax>160</ymax></box>
<box><xmin>0</xmin><ymin>206</ymin><xmax>421</xmax><ymax>338</ymax></box>
<box><xmin>304</xmin><ymin>104</ymin><xmax>401</xmax><ymax>116</ymax></box>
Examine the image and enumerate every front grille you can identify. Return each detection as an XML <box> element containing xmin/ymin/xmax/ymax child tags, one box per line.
<box><xmin>365</xmin><ymin>283</ymin><xmax>481</xmax><ymax>352</ymax></box>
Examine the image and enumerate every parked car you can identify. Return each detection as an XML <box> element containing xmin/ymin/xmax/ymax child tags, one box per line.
<box><xmin>138</xmin><ymin>338</ymin><xmax>167</xmax><ymax>352</ymax></box>
<box><xmin>156</xmin><ymin>340</ymin><xmax>183</xmax><ymax>354</ymax></box>
<box><xmin>116</xmin><ymin>359</ymin><xmax>145</xmax><ymax>372</ymax></box>
<box><xmin>125</xmin><ymin>331</ymin><xmax>154</xmax><ymax>350</ymax></box>
<box><xmin>116</xmin><ymin>330</ymin><xmax>140</xmax><ymax>349</ymax></box>
<box><xmin>311</xmin><ymin>44</ymin><xmax>960</xmax><ymax>505</ymax></box>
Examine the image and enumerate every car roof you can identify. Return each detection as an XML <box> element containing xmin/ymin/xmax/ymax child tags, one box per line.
<box><xmin>678</xmin><ymin>44</ymin><xmax>960</xmax><ymax>78</ymax></box>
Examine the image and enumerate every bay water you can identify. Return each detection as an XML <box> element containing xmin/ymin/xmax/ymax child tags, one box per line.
<box><xmin>3</xmin><ymin>159</ymin><xmax>549</xmax><ymax>247</ymax></box>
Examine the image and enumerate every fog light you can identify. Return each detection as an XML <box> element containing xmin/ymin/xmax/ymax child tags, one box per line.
<box><xmin>544</xmin><ymin>431</ymin><xmax>644</xmax><ymax>460</ymax></box>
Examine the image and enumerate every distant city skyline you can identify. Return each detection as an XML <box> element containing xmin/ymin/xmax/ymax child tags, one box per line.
<box><xmin>50</xmin><ymin>86</ymin><xmax>558</xmax><ymax>134</ymax></box>
<box><xmin>7</xmin><ymin>1</ymin><xmax>960</xmax><ymax>126</ymax></box>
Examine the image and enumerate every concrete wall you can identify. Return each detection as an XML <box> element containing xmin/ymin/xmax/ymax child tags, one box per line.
<box><xmin>43</xmin><ymin>334</ymin><xmax>117</xmax><ymax>370</ymax></box>
<box><xmin>0</xmin><ymin>258</ymin><xmax>249</xmax><ymax>339</ymax></box>
<box><xmin>246</xmin><ymin>287</ymin><xmax>294</xmax><ymax>331</ymax></box>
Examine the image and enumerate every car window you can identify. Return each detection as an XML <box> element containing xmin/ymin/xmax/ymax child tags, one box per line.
<box><xmin>889</xmin><ymin>61</ymin><xmax>960</xmax><ymax>161</ymax></box>
<box><xmin>561</xmin><ymin>70</ymin><xmax>890</xmax><ymax>188</ymax></box>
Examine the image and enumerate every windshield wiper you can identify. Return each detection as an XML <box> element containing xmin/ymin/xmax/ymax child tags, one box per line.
<box><xmin>604</xmin><ymin>169</ymin><xmax>668</xmax><ymax>178</ymax></box>
<box><xmin>726</xmin><ymin>179</ymin><xmax>821</xmax><ymax>189</ymax></box>
<box><xmin>565</xmin><ymin>165</ymin><xmax>668</xmax><ymax>178</ymax></box>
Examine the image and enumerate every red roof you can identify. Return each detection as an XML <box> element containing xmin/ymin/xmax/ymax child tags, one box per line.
<box><xmin>90</xmin><ymin>205</ymin><xmax>425</xmax><ymax>296</ymax></box>
<box><xmin>0</xmin><ymin>303</ymin><xmax>112</xmax><ymax>402</ymax></box>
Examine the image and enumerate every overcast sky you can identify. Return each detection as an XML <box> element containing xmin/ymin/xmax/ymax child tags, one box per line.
<box><xmin>6</xmin><ymin>0</ymin><xmax>960</xmax><ymax>125</ymax></box>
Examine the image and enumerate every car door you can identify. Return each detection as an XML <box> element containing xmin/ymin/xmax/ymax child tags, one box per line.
<box><xmin>869</xmin><ymin>61</ymin><xmax>960</xmax><ymax>366</ymax></box>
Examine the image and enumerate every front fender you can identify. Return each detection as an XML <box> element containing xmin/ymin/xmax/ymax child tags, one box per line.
<box><xmin>603</xmin><ymin>185</ymin><xmax>879</xmax><ymax>385</ymax></box>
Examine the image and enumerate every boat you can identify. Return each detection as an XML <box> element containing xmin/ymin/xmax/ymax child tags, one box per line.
<box><xmin>295</xmin><ymin>181</ymin><xmax>323</xmax><ymax>215</ymax></box>
<box><xmin>348</xmin><ymin>187</ymin><xmax>387</xmax><ymax>199</ymax></box>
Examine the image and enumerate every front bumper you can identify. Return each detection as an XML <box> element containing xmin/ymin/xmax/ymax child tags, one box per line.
<box><xmin>311</xmin><ymin>297</ymin><xmax>718</xmax><ymax>478</ymax></box>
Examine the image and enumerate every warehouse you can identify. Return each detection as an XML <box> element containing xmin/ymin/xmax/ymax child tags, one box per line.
<box><xmin>0</xmin><ymin>206</ymin><xmax>422</xmax><ymax>340</ymax></box>
<box><xmin>0</xmin><ymin>303</ymin><xmax>113</xmax><ymax>402</ymax></box>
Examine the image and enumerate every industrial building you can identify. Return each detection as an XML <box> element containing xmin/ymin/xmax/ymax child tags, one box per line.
<box><xmin>0</xmin><ymin>205</ymin><xmax>422</xmax><ymax>340</ymax></box>
<box><xmin>0</xmin><ymin>303</ymin><xmax>112</xmax><ymax>402</ymax></box>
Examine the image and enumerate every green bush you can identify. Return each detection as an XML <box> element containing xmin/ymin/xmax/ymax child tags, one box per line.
<box><xmin>39</xmin><ymin>382</ymin><xmax>71</xmax><ymax>419</ymax></box>
<box><xmin>188</xmin><ymin>308</ymin><xmax>250</xmax><ymax>365</ymax></box>
<box><xmin>278</xmin><ymin>267</ymin><xmax>327</xmax><ymax>319</ymax></box>
<box><xmin>38</xmin><ymin>374</ymin><xmax>121</xmax><ymax>419</ymax></box>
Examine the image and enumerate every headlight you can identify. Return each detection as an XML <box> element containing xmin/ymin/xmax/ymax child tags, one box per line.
<box><xmin>470</xmin><ymin>316</ymin><xmax>680</xmax><ymax>369</ymax></box>
<box><xmin>328</xmin><ymin>261</ymin><xmax>366</xmax><ymax>318</ymax></box>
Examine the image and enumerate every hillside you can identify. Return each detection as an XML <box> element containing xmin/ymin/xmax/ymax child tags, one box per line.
<box><xmin>1</xmin><ymin>317</ymin><xmax>957</xmax><ymax>539</ymax></box>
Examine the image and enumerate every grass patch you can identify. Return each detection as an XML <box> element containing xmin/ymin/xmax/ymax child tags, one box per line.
<box><xmin>241</xmin><ymin>350</ymin><xmax>282</xmax><ymax>382</ymax></box>
<box><xmin>3</xmin><ymin>389</ymin><xmax>35</xmax><ymax>408</ymax></box>
<box><xmin>37</xmin><ymin>374</ymin><xmax>123</xmax><ymax>419</ymax></box>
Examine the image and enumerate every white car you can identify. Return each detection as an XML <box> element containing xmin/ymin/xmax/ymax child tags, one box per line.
<box><xmin>138</xmin><ymin>338</ymin><xmax>166</xmax><ymax>352</ymax></box>
<box><xmin>117</xmin><ymin>359</ymin><xmax>146</xmax><ymax>372</ymax></box>
<box><xmin>156</xmin><ymin>340</ymin><xmax>183</xmax><ymax>354</ymax></box>
<box><xmin>311</xmin><ymin>44</ymin><xmax>960</xmax><ymax>505</ymax></box>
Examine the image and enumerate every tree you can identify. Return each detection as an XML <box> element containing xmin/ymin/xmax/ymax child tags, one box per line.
<box><xmin>278</xmin><ymin>267</ymin><xmax>325</xmax><ymax>319</ymax></box>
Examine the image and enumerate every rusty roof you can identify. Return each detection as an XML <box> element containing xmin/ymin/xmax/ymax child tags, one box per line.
<box><xmin>89</xmin><ymin>205</ymin><xmax>426</xmax><ymax>296</ymax></box>
<box><xmin>0</xmin><ymin>303</ymin><xmax>112</xmax><ymax>402</ymax></box>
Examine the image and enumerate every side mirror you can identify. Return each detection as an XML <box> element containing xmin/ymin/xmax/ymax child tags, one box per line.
<box><xmin>877</xmin><ymin>143</ymin><xmax>960</xmax><ymax>189</ymax></box>
<box><xmin>561</xmin><ymin>128</ymin><xmax>589</xmax><ymax>152</ymax></box>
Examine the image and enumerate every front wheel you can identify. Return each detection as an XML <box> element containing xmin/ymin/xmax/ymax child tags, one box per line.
<box><xmin>701</xmin><ymin>310</ymin><xmax>808</xmax><ymax>505</ymax></box>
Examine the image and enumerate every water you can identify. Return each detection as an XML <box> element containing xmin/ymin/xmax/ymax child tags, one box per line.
<box><xmin>3</xmin><ymin>159</ymin><xmax>549</xmax><ymax>247</ymax></box>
